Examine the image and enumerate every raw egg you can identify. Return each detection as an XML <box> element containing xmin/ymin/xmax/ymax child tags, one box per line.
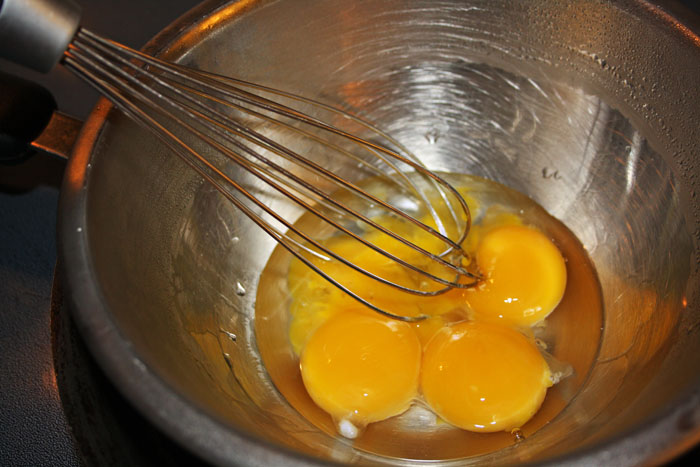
<box><xmin>421</xmin><ymin>321</ymin><xmax>552</xmax><ymax>433</ymax></box>
<box><xmin>281</xmin><ymin>179</ymin><xmax>571</xmax><ymax>439</ymax></box>
<box><xmin>300</xmin><ymin>310</ymin><xmax>421</xmax><ymax>438</ymax></box>
<box><xmin>255</xmin><ymin>174</ymin><xmax>601</xmax><ymax>452</ymax></box>
<box><xmin>465</xmin><ymin>225</ymin><xmax>567</xmax><ymax>326</ymax></box>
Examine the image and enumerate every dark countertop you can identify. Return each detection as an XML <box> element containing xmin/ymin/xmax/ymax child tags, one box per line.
<box><xmin>0</xmin><ymin>1</ymin><xmax>200</xmax><ymax>465</ymax></box>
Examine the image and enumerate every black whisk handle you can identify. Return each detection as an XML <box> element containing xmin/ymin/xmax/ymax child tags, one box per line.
<box><xmin>0</xmin><ymin>0</ymin><xmax>82</xmax><ymax>73</ymax></box>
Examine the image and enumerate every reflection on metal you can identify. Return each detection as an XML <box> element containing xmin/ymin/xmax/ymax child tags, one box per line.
<box><xmin>31</xmin><ymin>111</ymin><xmax>82</xmax><ymax>161</ymax></box>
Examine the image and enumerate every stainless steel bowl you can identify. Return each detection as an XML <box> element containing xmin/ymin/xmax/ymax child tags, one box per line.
<box><xmin>59</xmin><ymin>0</ymin><xmax>700</xmax><ymax>465</ymax></box>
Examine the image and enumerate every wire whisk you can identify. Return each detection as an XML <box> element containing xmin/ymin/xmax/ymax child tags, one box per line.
<box><xmin>61</xmin><ymin>28</ymin><xmax>479</xmax><ymax>321</ymax></box>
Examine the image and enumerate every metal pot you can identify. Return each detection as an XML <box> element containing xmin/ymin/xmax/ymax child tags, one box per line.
<box><xmin>15</xmin><ymin>0</ymin><xmax>700</xmax><ymax>464</ymax></box>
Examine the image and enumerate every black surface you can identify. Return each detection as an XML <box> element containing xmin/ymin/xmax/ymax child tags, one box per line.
<box><xmin>0</xmin><ymin>161</ymin><xmax>77</xmax><ymax>466</ymax></box>
<box><xmin>0</xmin><ymin>72</ymin><xmax>57</xmax><ymax>162</ymax></box>
<box><xmin>0</xmin><ymin>1</ymin><xmax>202</xmax><ymax>465</ymax></box>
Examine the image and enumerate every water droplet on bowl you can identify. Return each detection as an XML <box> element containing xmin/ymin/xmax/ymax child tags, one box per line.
<box><xmin>221</xmin><ymin>329</ymin><xmax>237</xmax><ymax>342</ymax></box>
<box><xmin>222</xmin><ymin>352</ymin><xmax>233</xmax><ymax>370</ymax></box>
<box><xmin>425</xmin><ymin>128</ymin><xmax>440</xmax><ymax>144</ymax></box>
<box><xmin>236</xmin><ymin>282</ymin><xmax>246</xmax><ymax>296</ymax></box>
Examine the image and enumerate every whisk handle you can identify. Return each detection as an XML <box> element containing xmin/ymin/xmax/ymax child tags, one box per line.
<box><xmin>0</xmin><ymin>0</ymin><xmax>81</xmax><ymax>73</ymax></box>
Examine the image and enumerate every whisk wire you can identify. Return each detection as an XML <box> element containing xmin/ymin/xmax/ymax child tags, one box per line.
<box><xmin>189</xmin><ymin>67</ymin><xmax>471</xmax><ymax>243</ymax></box>
<box><xmin>63</xmin><ymin>28</ymin><xmax>481</xmax><ymax>321</ymax></box>
<box><xmin>165</xmin><ymin>66</ymin><xmax>471</xmax><ymax>251</ymax></box>
<box><xmin>64</xmin><ymin>56</ymin><xmax>453</xmax><ymax>320</ymax></box>
<box><xmin>77</xmin><ymin>29</ymin><xmax>470</xmax><ymax>255</ymax></box>
<box><xmin>67</xmin><ymin>31</ymin><xmax>477</xmax><ymax>289</ymax></box>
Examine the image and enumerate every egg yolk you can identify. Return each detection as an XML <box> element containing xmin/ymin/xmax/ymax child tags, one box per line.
<box><xmin>421</xmin><ymin>321</ymin><xmax>552</xmax><ymax>433</ymax></box>
<box><xmin>287</xmin><ymin>222</ymin><xmax>465</xmax><ymax>354</ymax></box>
<box><xmin>287</xmin><ymin>197</ymin><xmax>569</xmax><ymax>438</ymax></box>
<box><xmin>300</xmin><ymin>310</ymin><xmax>421</xmax><ymax>435</ymax></box>
<box><xmin>465</xmin><ymin>225</ymin><xmax>567</xmax><ymax>326</ymax></box>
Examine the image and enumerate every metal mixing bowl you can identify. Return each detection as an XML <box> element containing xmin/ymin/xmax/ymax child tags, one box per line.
<box><xmin>59</xmin><ymin>0</ymin><xmax>700</xmax><ymax>464</ymax></box>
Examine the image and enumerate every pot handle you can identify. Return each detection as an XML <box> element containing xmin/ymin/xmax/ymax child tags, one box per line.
<box><xmin>0</xmin><ymin>71</ymin><xmax>81</xmax><ymax>163</ymax></box>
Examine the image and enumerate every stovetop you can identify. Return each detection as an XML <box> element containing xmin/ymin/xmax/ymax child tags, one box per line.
<box><xmin>1</xmin><ymin>1</ymin><xmax>700</xmax><ymax>466</ymax></box>
<box><xmin>0</xmin><ymin>1</ymin><xmax>202</xmax><ymax>464</ymax></box>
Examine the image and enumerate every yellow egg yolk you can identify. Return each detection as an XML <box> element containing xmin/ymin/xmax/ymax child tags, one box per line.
<box><xmin>287</xmin><ymin>225</ymin><xmax>466</xmax><ymax>354</ymax></box>
<box><xmin>300</xmin><ymin>311</ymin><xmax>421</xmax><ymax>433</ymax></box>
<box><xmin>465</xmin><ymin>225</ymin><xmax>567</xmax><ymax>326</ymax></box>
<box><xmin>287</xmin><ymin>194</ymin><xmax>569</xmax><ymax>438</ymax></box>
<box><xmin>421</xmin><ymin>321</ymin><xmax>552</xmax><ymax>433</ymax></box>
